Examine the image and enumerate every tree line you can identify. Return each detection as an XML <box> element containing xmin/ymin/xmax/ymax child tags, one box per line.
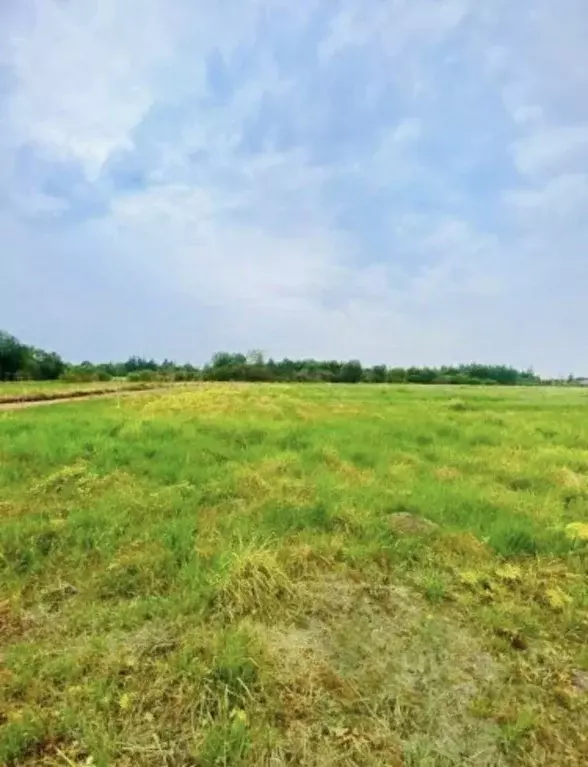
<box><xmin>0</xmin><ymin>330</ymin><xmax>572</xmax><ymax>386</ymax></box>
<box><xmin>201</xmin><ymin>352</ymin><xmax>541</xmax><ymax>386</ymax></box>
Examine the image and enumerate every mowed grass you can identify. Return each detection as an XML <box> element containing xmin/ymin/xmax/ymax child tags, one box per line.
<box><xmin>1</xmin><ymin>384</ymin><xmax>588</xmax><ymax>766</ymax></box>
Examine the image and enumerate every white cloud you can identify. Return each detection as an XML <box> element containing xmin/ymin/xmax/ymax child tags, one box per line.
<box><xmin>511</xmin><ymin>105</ymin><xmax>543</xmax><ymax>126</ymax></box>
<box><xmin>111</xmin><ymin>182</ymin><xmax>347</xmax><ymax>311</ymax></box>
<box><xmin>512</xmin><ymin>124</ymin><xmax>588</xmax><ymax>177</ymax></box>
<box><xmin>1</xmin><ymin>0</ymin><xmax>588</xmax><ymax>374</ymax></box>
<box><xmin>6</xmin><ymin>1</ymin><xmax>170</xmax><ymax>176</ymax></box>
<box><xmin>320</xmin><ymin>0</ymin><xmax>470</xmax><ymax>60</ymax></box>
<box><xmin>391</xmin><ymin>118</ymin><xmax>423</xmax><ymax>144</ymax></box>
<box><xmin>505</xmin><ymin>173</ymin><xmax>588</xmax><ymax>218</ymax></box>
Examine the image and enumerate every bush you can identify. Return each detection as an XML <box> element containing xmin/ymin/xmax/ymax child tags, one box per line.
<box><xmin>61</xmin><ymin>368</ymin><xmax>112</xmax><ymax>383</ymax></box>
<box><xmin>127</xmin><ymin>370</ymin><xmax>159</xmax><ymax>383</ymax></box>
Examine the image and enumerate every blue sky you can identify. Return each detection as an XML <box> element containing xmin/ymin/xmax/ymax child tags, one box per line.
<box><xmin>1</xmin><ymin>0</ymin><xmax>587</xmax><ymax>375</ymax></box>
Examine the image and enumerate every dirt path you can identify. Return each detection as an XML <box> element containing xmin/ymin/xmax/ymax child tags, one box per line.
<box><xmin>0</xmin><ymin>385</ymin><xmax>174</xmax><ymax>411</ymax></box>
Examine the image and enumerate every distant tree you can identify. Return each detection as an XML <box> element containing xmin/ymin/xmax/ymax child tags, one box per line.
<box><xmin>127</xmin><ymin>370</ymin><xmax>158</xmax><ymax>382</ymax></box>
<box><xmin>211</xmin><ymin>352</ymin><xmax>247</xmax><ymax>368</ymax></box>
<box><xmin>387</xmin><ymin>367</ymin><xmax>408</xmax><ymax>383</ymax></box>
<box><xmin>0</xmin><ymin>332</ymin><xmax>28</xmax><ymax>380</ymax></box>
<box><xmin>246</xmin><ymin>349</ymin><xmax>265</xmax><ymax>366</ymax></box>
<box><xmin>31</xmin><ymin>349</ymin><xmax>65</xmax><ymax>380</ymax></box>
<box><xmin>339</xmin><ymin>360</ymin><xmax>363</xmax><ymax>384</ymax></box>
<box><xmin>363</xmin><ymin>364</ymin><xmax>387</xmax><ymax>383</ymax></box>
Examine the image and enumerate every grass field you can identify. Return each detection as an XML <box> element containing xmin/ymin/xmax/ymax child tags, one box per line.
<box><xmin>1</xmin><ymin>384</ymin><xmax>588</xmax><ymax>766</ymax></box>
<box><xmin>0</xmin><ymin>381</ymin><xmax>165</xmax><ymax>405</ymax></box>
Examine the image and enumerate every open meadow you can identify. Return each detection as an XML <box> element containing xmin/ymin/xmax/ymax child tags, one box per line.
<box><xmin>1</xmin><ymin>384</ymin><xmax>588</xmax><ymax>766</ymax></box>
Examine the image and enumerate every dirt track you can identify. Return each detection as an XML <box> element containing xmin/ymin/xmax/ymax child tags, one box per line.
<box><xmin>0</xmin><ymin>386</ymin><xmax>172</xmax><ymax>411</ymax></box>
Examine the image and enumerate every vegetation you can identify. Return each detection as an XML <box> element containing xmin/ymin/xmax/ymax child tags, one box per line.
<box><xmin>0</xmin><ymin>330</ymin><xmax>553</xmax><ymax>386</ymax></box>
<box><xmin>1</xmin><ymin>384</ymin><xmax>588</xmax><ymax>765</ymax></box>
<box><xmin>0</xmin><ymin>332</ymin><xmax>65</xmax><ymax>382</ymax></box>
<box><xmin>202</xmin><ymin>352</ymin><xmax>542</xmax><ymax>386</ymax></box>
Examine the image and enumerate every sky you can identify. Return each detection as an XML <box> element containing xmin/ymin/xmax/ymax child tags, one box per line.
<box><xmin>1</xmin><ymin>0</ymin><xmax>587</xmax><ymax>375</ymax></box>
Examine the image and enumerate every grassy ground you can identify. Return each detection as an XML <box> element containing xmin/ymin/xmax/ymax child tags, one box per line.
<box><xmin>0</xmin><ymin>381</ymin><xmax>166</xmax><ymax>405</ymax></box>
<box><xmin>1</xmin><ymin>383</ymin><xmax>588</xmax><ymax>766</ymax></box>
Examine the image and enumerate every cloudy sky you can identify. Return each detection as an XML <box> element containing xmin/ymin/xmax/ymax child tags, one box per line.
<box><xmin>1</xmin><ymin>1</ymin><xmax>587</xmax><ymax>374</ymax></box>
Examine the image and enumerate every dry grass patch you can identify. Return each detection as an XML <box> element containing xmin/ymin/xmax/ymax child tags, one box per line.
<box><xmin>259</xmin><ymin>575</ymin><xmax>505</xmax><ymax>766</ymax></box>
<box><xmin>320</xmin><ymin>447</ymin><xmax>375</xmax><ymax>487</ymax></box>
<box><xmin>553</xmin><ymin>468</ymin><xmax>587</xmax><ymax>490</ymax></box>
<box><xmin>29</xmin><ymin>464</ymin><xmax>137</xmax><ymax>500</ymax></box>
<box><xmin>212</xmin><ymin>540</ymin><xmax>300</xmax><ymax>621</ymax></box>
<box><xmin>434</xmin><ymin>465</ymin><xmax>462</xmax><ymax>482</ymax></box>
<box><xmin>134</xmin><ymin>385</ymin><xmax>293</xmax><ymax>420</ymax></box>
<box><xmin>435</xmin><ymin>531</ymin><xmax>491</xmax><ymax>562</ymax></box>
<box><xmin>234</xmin><ymin>456</ymin><xmax>316</xmax><ymax>508</ymax></box>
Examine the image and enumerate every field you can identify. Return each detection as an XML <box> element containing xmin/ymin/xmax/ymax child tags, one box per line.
<box><xmin>1</xmin><ymin>384</ymin><xmax>588</xmax><ymax>766</ymax></box>
<box><xmin>0</xmin><ymin>381</ymin><xmax>166</xmax><ymax>405</ymax></box>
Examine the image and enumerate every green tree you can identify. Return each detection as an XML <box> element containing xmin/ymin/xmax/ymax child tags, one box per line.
<box><xmin>31</xmin><ymin>349</ymin><xmax>66</xmax><ymax>380</ymax></box>
<box><xmin>0</xmin><ymin>332</ymin><xmax>29</xmax><ymax>380</ymax></box>
<box><xmin>339</xmin><ymin>360</ymin><xmax>363</xmax><ymax>383</ymax></box>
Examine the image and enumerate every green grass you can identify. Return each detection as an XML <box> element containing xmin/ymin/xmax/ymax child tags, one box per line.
<box><xmin>1</xmin><ymin>383</ymin><xmax>588</xmax><ymax>766</ymax></box>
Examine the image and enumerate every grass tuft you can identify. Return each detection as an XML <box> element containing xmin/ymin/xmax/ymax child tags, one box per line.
<box><xmin>212</xmin><ymin>539</ymin><xmax>297</xmax><ymax>620</ymax></box>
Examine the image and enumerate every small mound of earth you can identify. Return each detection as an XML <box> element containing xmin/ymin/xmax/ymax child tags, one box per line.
<box><xmin>388</xmin><ymin>511</ymin><xmax>439</xmax><ymax>535</ymax></box>
<box><xmin>572</xmin><ymin>670</ymin><xmax>588</xmax><ymax>692</ymax></box>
